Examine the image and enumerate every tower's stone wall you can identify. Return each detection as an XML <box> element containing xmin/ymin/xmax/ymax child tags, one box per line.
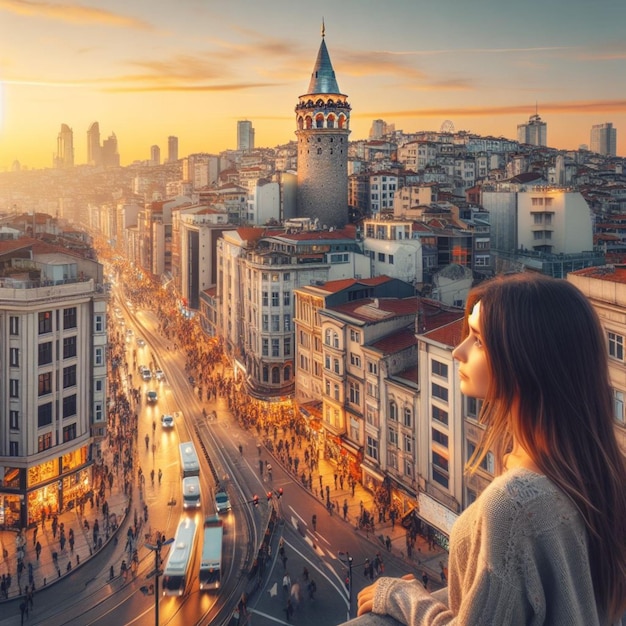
<box><xmin>296</xmin><ymin>127</ymin><xmax>349</xmax><ymax>228</ymax></box>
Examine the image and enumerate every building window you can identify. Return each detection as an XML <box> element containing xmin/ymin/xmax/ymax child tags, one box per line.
<box><xmin>284</xmin><ymin>365</ymin><xmax>291</xmax><ymax>381</ymax></box>
<box><xmin>431</xmin><ymin>360</ymin><xmax>448</xmax><ymax>379</ymax></box>
<box><xmin>614</xmin><ymin>390</ymin><xmax>625</xmax><ymax>424</ymax></box>
<box><xmin>388</xmin><ymin>255</ymin><xmax>394</xmax><ymax>265</ymax></box>
<box><xmin>38</xmin><ymin>432</ymin><xmax>53</xmax><ymax>452</ymax></box>
<box><xmin>272</xmin><ymin>292</ymin><xmax>280</xmax><ymax>306</ymax></box>
<box><xmin>10</xmin><ymin>347</ymin><xmax>19</xmax><ymax>367</ymax></box>
<box><xmin>37</xmin><ymin>341</ymin><xmax>52</xmax><ymax>365</ymax></box>
<box><xmin>378</xmin><ymin>252</ymin><xmax>385</xmax><ymax>262</ymax></box>
<box><xmin>10</xmin><ymin>316</ymin><xmax>19</xmax><ymax>335</ymax></box>
<box><xmin>10</xmin><ymin>441</ymin><xmax>19</xmax><ymax>456</ymax></box>
<box><xmin>283</xmin><ymin>291</ymin><xmax>291</xmax><ymax>306</ymax></box>
<box><xmin>262</xmin><ymin>338</ymin><xmax>269</xmax><ymax>356</ymax></box>
<box><xmin>10</xmin><ymin>410</ymin><xmax>19</xmax><ymax>430</ymax></box>
<box><xmin>366</xmin><ymin>436</ymin><xmax>379</xmax><ymax>461</ymax></box>
<box><xmin>284</xmin><ymin>314</ymin><xmax>291</xmax><ymax>332</ymax></box>
<box><xmin>95</xmin><ymin>402</ymin><xmax>103</xmax><ymax>421</ymax></box>
<box><xmin>333</xmin><ymin>359</ymin><xmax>340</xmax><ymax>374</ymax></box>
<box><xmin>388</xmin><ymin>450</ymin><xmax>398</xmax><ymax>470</ymax></box>
<box><xmin>432</xmin><ymin>405</ymin><xmax>448</xmax><ymax>426</ymax></box>
<box><xmin>324</xmin><ymin>329</ymin><xmax>332</xmax><ymax>346</ymax></box>
<box><xmin>367</xmin><ymin>361</ymin><xmax>378</xmax><ymax>374</ymax></box>
<box><xmin>388</xmin><ymin>427</ymin><xmax>398</xmax><ymax>447</ymax></box>
<box><xmin>96</xmin><ymin>379</ymin><xmax>103</xmax><ymax>392</ymax></box>
<box><xmin>272</xmin><ymin>367</ymin><xmax>280</xmax><ymax>384</ymax></box>
<box><xmin>95</xmin><ymin>314</ymin><xmax>104</xmax><ymax>332</ymax></box>
<box><xmin>389</xmin><ymin>401</ymin><xmax>398</xmax><ymax>421</ymax></box>
<box><xmin>9</xmin><ymin>379</ymin><xmax>19</xmax><ymax>398</ymax></box>
<box><xmin>468</xmin><ymin>442</ymin><xmax>495</xmax><ymax>474</ymax></box>
<box><xmin>333</xmin><ymin>383</ymin><xmax>340</xmax><ymax>401</ymax></box>
<box><xmin>63</xmin><ymin>423</ymin><xmax>77</xmax><ymax>442</ymax></box>
<box><xmin>63</xmin><ymin>365</ymin><xmax>77</xmax><ymax>388</ymax></box>
<box><xmin>350</xmin><ymin>353</ymin><xmax>361</xmax><ymax>367</ymax></box>
<box><xmin>63</xmin><ymin>394</ymin><xmax>77</xmax><ymax>418</ymax></box>
<box><xmin>609</xmin><ymin>332</ymin><xmax>624</xmax><ymax>361</ymax></box>
<box><xmin>94</xmin><ymin>347</ymin><xmax>103</xmax><ymax>366</ymax></box>
<box><xmin>284</xmin><ymin>337</ymin><xmax>291</xmax><ymax>356</ymax></box>
<box><xmin>38</xmin><ymin>372</ymin><xmax>53</xmax><ymax>396</ymax></box>
<box><xmin>39</xmin><ymin>310</ymin><xmax>53</xmax><ymax>334</ymax></box>
<box><xmin>262</xmin><ymin>291</ymin><xmax>268</xmax><ymax>306</ymax></box>
<box><xmin>432</xmin><ymin>383</ymin><xmax>449</xmax><ymax>402</ymax></box>
<box><xmin>38</xmin><ymin>402</ymin><xmax>53</xmax><ymax>427</ymax></box>
<box><xmin>404</xmin><ymin>459</ymin><xmax>413</xmax><ymax>478</ymax></box>
<box><xmin>284</xmin><ymin>273</ymin><xmax>291</xmax><ymax>281</ymax></box>
<box><xmin>262</xmin><ymin>314</ymin><xmax>269</xmax><ymax>332</ymax></box>
<box><xmin>432</xmin><ymin>451</ymin><xmax>449</xmax><ymax>488</ymax></box>
<box><xmin>333</xmin><ymin>332</ymin><xmax>339</xmax><ymax>349</ymax></box>
<box><xmin>271</xmin><ymin>315</ymin><xmax>280</xmax><ymax>332</ymax></box>
<box><xmin>466</xmin><ymin>396</ymin><xmax>479</xmax><ymax>419</ymax></box>
<box><xmin>63</xmin><ymin>307</ymin><xmax>77</xmax><ymax>329</ymax></box>
<box><xmin>366</xmin><ymin>405</ymin><xmax>379</xmax><ymax>427</ymax></box>
<box><xmin>349</xmin><ymin>381</ymin><xmax>361</xmax><ymax>405</ymax></box>
<box><xmin>432</xmin><ymin>428</ymin><xmax>449</xmax><ymax>448</ymax></box>
<box><xmin>350</xmin><ymin>329</ymin><xmax>360</xmax><ymax>342</ymax></box>
<box><xmin>272</xmin><ymin>339</ymin><xmax>280</xmax><ymax>357</ymax></box>
<box><xmin>403</xmin><ymin>433</ymin><xmax>413</xmax><ymax>453</ymax></box>
<box><xmin>367</xmin><ymin>382</ymin><xmax>379</xmax><ymax>399</ymax></box>
<box><xmin>63</xmin><ymin>336</ymin><xmax>77</xmax><ymax>359</ymax></box>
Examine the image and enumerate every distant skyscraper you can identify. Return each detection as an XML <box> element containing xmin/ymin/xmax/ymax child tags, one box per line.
<box><xmin>150</xmin><ymin>145</ymin><xmax>161</xmax><ymax>166</ymax></box>
<box><xmin>87</xmin><ymin>122</ymin><xmax>102</xmax><ymax>166</ymax></box>
<box><xmin>517</xmin><ymin>113</ymin><xmax>547</xmax><ymax>147</ymax></box>
<box><xmin>102</xmin><ymin>133</ymin><xmax>120</xmax><ymax>167</ymax></box>
<box><xmin>295</xmin><ymin>26</ymin><xmax>351</xmax><ymax>229</ymax></box>
<box><xmin>168</xmin><ymin>136</ymin><xmax>179</xmax><ymax>163</ymax></box>
<box><xmin>369</xmin><ymin>119</ymin><xmax>386</xmax><ymax>140</ymax></box>
<box><xmin>590</xmin><ymin>123</ymin><xmax>617</xmax><ymax>156</ymax></box>
<box><xmin>55</xmin><ymin>123</ymin><xmax>74</xmax><ymax>168</ymax></box>
<box><xmin>237</xmin><ymin>121</ymin><xmax>255</xmax><ymax>152</ymax></box>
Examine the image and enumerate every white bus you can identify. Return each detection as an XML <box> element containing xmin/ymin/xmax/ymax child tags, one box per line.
<box><xmin>182</xmin><ymin>476</ymin><xmax>201</xmax><ymax>510</ymax></box>
<box><xmin>199</xmin><ymin>515</ymin><xmax>224</xmax><ymax>590</ymax></box>
<box><xmin>162</xmin><ymin>517</ymin><xmax>197</xmax><ymax>596</ymax></box>
<box><xmin>179</xmin><ymin>441</ymin><xmax>200</xmax><ymax>478</ymax></box>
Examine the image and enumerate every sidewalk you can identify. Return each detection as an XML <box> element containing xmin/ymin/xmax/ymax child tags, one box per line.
<box><xmin>253</xmin><ymin>421</ymin><xmax>449</xmax><ymax>587</ymax></box>
<box><xmin>0</xmin><ymin>442</ymin><xmax>130</xmax><ymax>603</ymax></box>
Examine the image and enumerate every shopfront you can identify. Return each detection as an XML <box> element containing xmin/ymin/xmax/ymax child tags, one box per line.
<box><xmin>0</xmin><ymin>445</ymin><xmax>92</xmax><ymax>529</ymax></box>
<box><xmin>416</xmin><ymin>491</ymin><xmax>459</xmax><ymax>552</ymax></box>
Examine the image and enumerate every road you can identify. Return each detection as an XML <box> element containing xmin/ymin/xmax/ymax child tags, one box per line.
<box><xmin>0</xmin><ymin>281</ymin><xmax>436</xmax><ymax>626</ymax></box>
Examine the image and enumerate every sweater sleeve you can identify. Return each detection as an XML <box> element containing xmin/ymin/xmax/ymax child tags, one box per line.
<box><xmin>372</xmin><ymin>571</ymin><xmax>534</xmax><ymax>626</ymax></box>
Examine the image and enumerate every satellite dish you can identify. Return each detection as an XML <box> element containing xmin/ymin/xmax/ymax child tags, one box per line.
<box><xmin>440</xmin><ymin>120</ymin><xmax>455</xmax><ymax>134</ymax></box>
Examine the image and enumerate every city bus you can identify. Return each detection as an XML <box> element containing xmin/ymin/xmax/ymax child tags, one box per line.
<box><xmin>179</xmin><ymin>441</ymin><xmax>200</xmax><ymax>478</ymax></box>
<box><xmin>199</xmin><ymin>515</ymin><xmax>224</xmax><ymax>590</ymax></box>
<box><xmin>162</xmin><ymin>517</ymin><xmax>197</xmax><ymax>596</ymax></box>
<box><xmin>182</xmin><ymin>475</ymin><xmax>201</xmax><ymax>510</ymax></box>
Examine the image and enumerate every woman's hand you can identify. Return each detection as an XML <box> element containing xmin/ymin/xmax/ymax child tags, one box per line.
<box><xmin>357</xmin><ymin>574</ymin><xmax>415</xmax><ymax>616</ymax></box>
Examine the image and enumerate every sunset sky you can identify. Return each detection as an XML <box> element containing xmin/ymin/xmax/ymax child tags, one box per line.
<box><xmin>0</xmin><ymin>0</ymin><xmax>625</xmax><ymax>170</ymax></box>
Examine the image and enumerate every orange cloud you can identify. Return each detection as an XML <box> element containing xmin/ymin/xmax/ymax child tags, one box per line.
<box><xmin>357</xmin><ymin>100</ymin><xmax>626</xmax><ymax>119</ymax></box>
<box><xmin>103</xmin><ymin>82</ymin><xmax>280</xmax><ymax>94</ymax></box>
<box><xmin>0</xmin><ymin>0</ymin><xmax>153</xmax><ymax>29</ymax></box>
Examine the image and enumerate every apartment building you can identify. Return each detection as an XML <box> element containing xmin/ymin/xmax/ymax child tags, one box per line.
<box><xmin>0</xmin><ymin>238</ymin><xmax>106</xmax><ymax>529</ymax></box>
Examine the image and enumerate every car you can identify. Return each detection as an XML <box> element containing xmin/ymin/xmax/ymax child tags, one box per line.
<box><xmin>146</xmin><ymin>390</ymin><xmax>158</xmax><ymax>403</ymax></box>
<box><xmin>161</xmin><ymin>414</ymin><xmax>174</xmax><ymax>428</ymax></box>
<box><xmin>136</xmin><ymin>337</ymin><xmax>146</xmax><ymax>348</ymax></box>
<box><xmin>188</xmin><ymin>375</ymin><xmax>195</xmax><ymax>385</ymax></box>
<box><xmin>141</xmin><ymin>369</ymin><xmax>152</xmax><ymax>382</ymax></box>
<box><xmin>215</xmin><ymin>490</ymin><xmax>231</xmax><ymax>513</ymax></box>
<box><xmin>155</xmin><ymin>369</ymin><xmax>165</xmax><ymax>382</ymax></box>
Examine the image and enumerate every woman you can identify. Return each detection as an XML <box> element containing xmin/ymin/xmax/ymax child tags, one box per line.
<box><xmin>346</xmin><ymin>273</ymin><xmax>626</xmax><ymax>626</ymax></box>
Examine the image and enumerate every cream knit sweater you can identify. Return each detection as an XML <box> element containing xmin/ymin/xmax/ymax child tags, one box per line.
<box><xmin>369</xmin><ymin>468</ymin><xmax>622</xmax><ymax>625</ymax></box>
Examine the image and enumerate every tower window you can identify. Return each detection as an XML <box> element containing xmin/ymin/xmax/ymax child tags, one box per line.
<box><xmin>317</xmin><ymin>148</ymin><xmax>322</xmax><ymax>155</ymax></box>
<box><xmin>317</xmin><ymin>138</ymin><xmax>321</xmax><ymax>143</ymax></box>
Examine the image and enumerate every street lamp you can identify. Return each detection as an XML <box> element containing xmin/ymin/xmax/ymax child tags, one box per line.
<box><xmin>146</xmin><ymin>535</ymin><xmax>174</xmax><ymax>626</ymax></box>
<box><xmin>338</xmin><ymin>551</ymin><xmax>354</xmax><ymax>617</ymax></box>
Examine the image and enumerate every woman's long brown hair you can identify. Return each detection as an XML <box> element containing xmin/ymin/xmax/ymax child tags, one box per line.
<box><xmin>465</xmin><ymin>273</ymin><xmax>626</xmax><ymax>621</ymax></box>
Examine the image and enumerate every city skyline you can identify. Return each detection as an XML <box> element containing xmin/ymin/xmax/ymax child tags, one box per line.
<box><xmin>0</xmin><ymin>0</ymin><xmax>625</xmax><ymax>171</ymax></box>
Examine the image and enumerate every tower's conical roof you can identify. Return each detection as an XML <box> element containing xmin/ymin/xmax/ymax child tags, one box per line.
<box><xmin>307</xmin><ymin>36</ymin><xmax>341</xmax><ymax>95</ymax></box>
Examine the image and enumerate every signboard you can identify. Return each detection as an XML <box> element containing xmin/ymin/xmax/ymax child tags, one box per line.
<box><xmin>418</xmin><ymin>492</ymin><xmax>458</xmax><ymax>536</ymax></box>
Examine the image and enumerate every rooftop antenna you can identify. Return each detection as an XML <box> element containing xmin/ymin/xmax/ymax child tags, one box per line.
<box><xmin>321</xmin><ymin>18</ymin><xmax>325</xmax><ymax>38</ymax></box>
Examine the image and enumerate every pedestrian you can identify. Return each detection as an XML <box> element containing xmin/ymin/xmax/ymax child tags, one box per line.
<box><xmin>308</xmin><ymin>578</ymin><xmax>317</xmax><ymax>600</ymax></box>
<box><xmin>35</xmin><ymin>541</ymin><xmax>41</xmax><ymax>561</ymax></box>
<box><xmin>282</xmin><ymin>572</ymin><xmax>291</xmax><ymax>594</ymax></box>
<box><xmin>150</xmin><ymin>469</ymin><xmax>154</xmax><ymax>485</ymax></box>
<box><xmin>349</xmin><ymin>274</ymin><xmax>626</xmax><ymax>626</ymax></box>
<box><xmin>421</xmin><ymin>571</ymin><xmax>429</xmax><ymax>589</ymax></box>
<box><xmin>312</xmin><ymin>514</ymin><xmax>317</xmax><ymax>532</ymax></box>
<box><xmin>284</xmin><ymin>598</ymin><xmax>294</xmax><ymax>622</ymax></box>
<box><xmin>302</xmin><ymin>566</ymin><xmax>309</xmax><ymax>582</ymax></box>
<box><xmin>385</xmin><ymin>535</ymin><xmax>392</xmax><ymax>552</ymax></box>
<box><xmin>158</xmin><ymin>468</ymin><xmax>162</xmax><ymax>484</ymax></box>
<box><xmin>33</xmin><ymin>525</ymin><xmax>38</xmax><ymax>546</ymax></box>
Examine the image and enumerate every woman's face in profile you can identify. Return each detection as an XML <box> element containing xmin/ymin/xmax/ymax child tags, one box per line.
<box><xmin>453</xmin><ymin>301</ymin><xmax>490</xmax><ymax>399</ymax></box>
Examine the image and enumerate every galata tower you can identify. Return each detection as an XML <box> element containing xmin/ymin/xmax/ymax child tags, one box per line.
<box><xmin>295</xmin><ymin>24</ymin><xmax>351</xmax><ymax>229</ymax></box>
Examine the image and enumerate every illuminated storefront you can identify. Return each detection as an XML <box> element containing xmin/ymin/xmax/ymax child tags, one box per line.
<box><xmin>0</xmin><ymin>445</ymin><xmax>92</xmax><ymax>529</ymax></box>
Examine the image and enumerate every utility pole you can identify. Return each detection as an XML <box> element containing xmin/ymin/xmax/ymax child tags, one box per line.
<box><xmin>146</xmin><ymin>536</ymin><xmax>174</xmax><ymax>626</ymax></box>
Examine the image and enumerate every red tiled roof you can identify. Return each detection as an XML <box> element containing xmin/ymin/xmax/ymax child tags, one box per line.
<box><xmin>570</xmin><ymin>265</ymin><xmax>626</xmax><ymax>284</ymax></box>
<box><xmin>321</xmin><ymin>275</ymin><xmax>392</xmax><ymax>294</ymax></box>
<box><xmin>370</xmin><ymin>327</ymin><xmax>417</xmax><ymax>353</ymax></box>
<box><xmin>422</xmin><ymin>318</ymin><xmax>464</xmax><ymax>347</ymax></box>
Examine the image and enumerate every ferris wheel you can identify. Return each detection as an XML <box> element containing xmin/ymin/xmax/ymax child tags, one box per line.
<box><xmin>440</xmin><ymin>120</ymin><xmax>455</xmax><ymax>134</ymax></box>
